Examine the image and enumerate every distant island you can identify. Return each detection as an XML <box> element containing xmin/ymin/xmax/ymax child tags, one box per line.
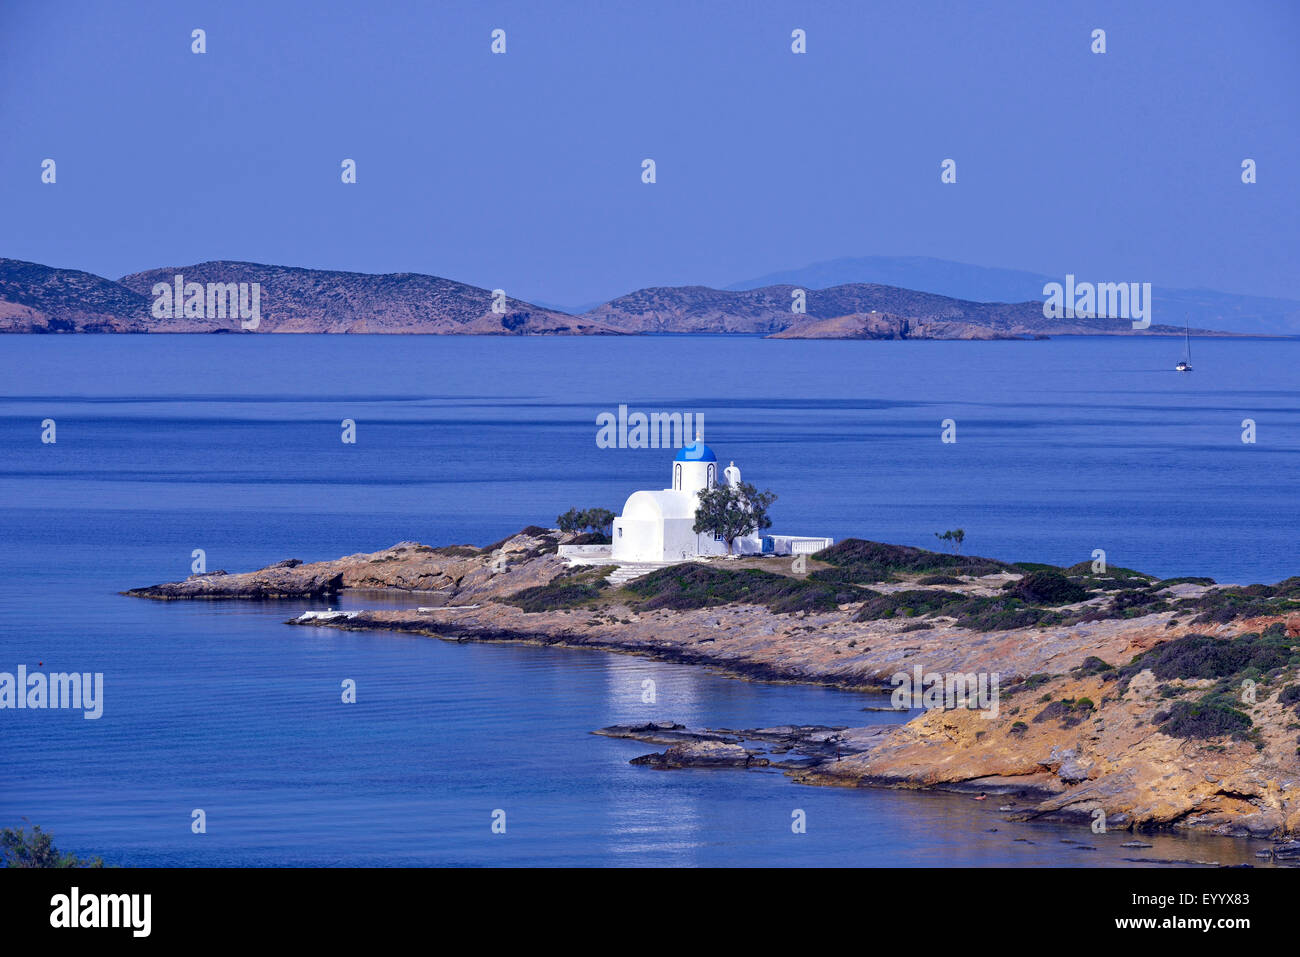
<box><xmin>0</xmin><ymin>256</ymin><xmax>1233</xmax><ymax>339</ymax></box>
<box><xmin>124</xmin><ymin>526</ymin><xmax>1300</xmax><ymax>853</ymax></box>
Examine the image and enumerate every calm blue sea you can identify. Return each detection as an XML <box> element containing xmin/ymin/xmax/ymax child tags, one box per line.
<box><xmin>2</xmin><ymin>334</ymin><xmax>1297</xmax><ymax>866</ymax></box>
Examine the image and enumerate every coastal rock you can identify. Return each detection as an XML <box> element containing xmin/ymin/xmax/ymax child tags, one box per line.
<box><xmin>124</xmin><ymin>531</ymin><xmax>569</xmax><ymax>601</ymax></box>
<box><xmin>1271</xmin><ymin>840</ymin><xmax>1300</xmax><ymax>860</ymax></box>
<box><xmin>594</xmin><ymin>723</ymin><xmax>741</xmax><ymax>746</ymax></box>
<box><xmin>631</xmin><ymin>740</ymin><xmax>771</xmax><ymax>770</ymax></box>
<box><xmin>127</xmin><ymin>568</ymin><xmax>344</xmax><ymax>600</ymax></box>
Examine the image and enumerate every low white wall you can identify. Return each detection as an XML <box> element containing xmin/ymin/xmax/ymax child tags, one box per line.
<box><xmin>767</xmin><ymin>536</ymin><xmax>835</xmax><ymax>555</ymax></box>
<box><xmin>557</xmin><ymin>544</ymin><xmax>613</xmax><ymax>558</ymax></box>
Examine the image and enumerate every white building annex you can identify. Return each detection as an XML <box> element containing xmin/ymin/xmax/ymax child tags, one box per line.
<box><xmin>608</xmin><ymin>438</ymin><xmax>833</xmax><ymax>564</ymax></box>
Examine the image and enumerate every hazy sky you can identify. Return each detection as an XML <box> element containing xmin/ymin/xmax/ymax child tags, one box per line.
<box><xmin>2</xmin><ymin>0</ymin><xmax>1296</xmax><ymax>306</ymax></box>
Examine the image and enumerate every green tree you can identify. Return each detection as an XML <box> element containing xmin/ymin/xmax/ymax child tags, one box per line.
<box><xmin>580</xmin><ymin>508</ymin><xmax>616</xmax><ymax>535</ymax></box>
<box><xmin>1</xmin><ymin>822</ymin><xmax>103</xmax><ymax>868</ymax></box>
<box><xmin>935</xmin><ymin>529</ymin><xmax>966</xmax><ymax>554</ymax></box>
<box><xmin>692</xmin><ymin>482</ymin><xmax>776</xmax><ymax>555</ymax></box>
<box><xmin>557</xmin><ymin>507</ymin><xmax>616</xmax><ymax>535</ymax></box>
<box><xmin>556</xmin><ymin>508</ymin><xmax>585</xmax><ymax>533</ymax></box>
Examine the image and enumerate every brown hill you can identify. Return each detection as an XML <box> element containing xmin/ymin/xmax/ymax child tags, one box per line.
<box><xmin>0</xmin><ymin>258</ymin><xmax>152</xmax><ymax>332</ymax></box>
<box><xmin>117</xmin><ymin>261</ymin><xmax>619</xmax><ymax>334</ymax></box>
<box><xmin>767</xmin><ymin>311</ymin><xmax>1019</xmax><ymax>340</ymax></box>
<box><xmin>0</xmin><ymin>257</ymin><xmax>1212</xmax><ymax>336</ymax></box>
<box><xmin>0</xmin><ymin>258</ymin><xmax>619</xmax><ymax>334</ymax></box>
<box><xmin>582</xmin><ymin>282</ymin><xmax>1193</xmax><ymax>336</ymax></box>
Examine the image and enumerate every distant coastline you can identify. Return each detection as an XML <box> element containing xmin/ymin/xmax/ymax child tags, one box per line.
<box><xmin>0</xmin><ymin>256</ymin><xmax>1263</xmax><ymax>339</ymax></box>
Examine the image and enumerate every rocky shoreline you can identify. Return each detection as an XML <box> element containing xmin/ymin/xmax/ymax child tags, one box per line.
<box><xmin>125</xmin><ymin>527</ymin><xmax>1300</xmax><ymax>849</ymax></box>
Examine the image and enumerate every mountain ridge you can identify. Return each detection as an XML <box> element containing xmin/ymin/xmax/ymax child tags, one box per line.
<box><xmin>727</xmin><ymin>255</ymin><xmax>1300</xmax><ymax>335</ymax></box>
<box><xmin>0</xmin><ymin>256</ymin><xmax>1260</xmax><ymax>338</ymax></box>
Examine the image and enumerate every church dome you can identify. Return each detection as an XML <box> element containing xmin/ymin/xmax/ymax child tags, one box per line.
<box><xmin>675</xmin><ymin>441</ymin><xmax>717</xmax><ymax>462</ymax></box>
<box><xmin>622</xmin><ymin>490</ymin><xmax>698</xmax><ymax>521</ymax></box>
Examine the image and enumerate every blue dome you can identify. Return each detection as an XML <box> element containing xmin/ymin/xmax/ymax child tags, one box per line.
<box><xmin>675</xmin><ymin>442</ymin><xmax>717</xmax><ymax>462</ymax></box>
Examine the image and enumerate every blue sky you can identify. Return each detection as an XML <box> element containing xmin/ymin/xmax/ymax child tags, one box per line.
<box><xmin>1</xmin><ymin>0</ymin><xmax>1296</xmax><ymax>306</ymax></box>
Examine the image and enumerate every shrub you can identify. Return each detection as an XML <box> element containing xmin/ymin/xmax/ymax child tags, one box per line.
<box><xmin>429</xmin><ymin>545</ymin><xmax>479</xmax><ymax>558</ymax></box>
<box><xmin>624</xmin><ymin>564</ymin><xmax>850</xmax><ymax>615</ymax></box>
<box><xmin>853</xmin><ymin>589</ymin><xmax>1065</xmax><ymax>631</ymax></box>
<box><xmin>1003</xmin><ymin>673</ymin><xmax>1053</xmax><ymax>697</ymax></box>
<box><xmin>917</xmin><ymin>574</ymin><xmax>962</xmax><ymax>586</ymax></box>
<box><xmin>1156</xmin><ymin>700</ymin><xmax>1252</xmax><ymax>740</ymax></box>
<box><xmin>854</xmin><ymin>589</ymin><xmax>966</xmax><ymax>621</ymax></box>
<box><xmin>1063</xmin><ymin>561</ymin><xmax>1156</xmax><ymax>583</ymax></box>
<box><xmin>1074</xmin><ymin>656</ymin><xmax>1115</xmax><ymax>676</ymax></box>
<box><xmin>0</xmin><ymin>824</ymin><xmax>102</xmax><ymax>868</ymax></box>
<box><xmin>1008</xmin><ymin>571</ymin><xmax>1088</xmax><ymax>605</ymax></box>
<box><xmin>503</xmin><ymin>567</ymin><xmax>612</xmax><ymax>612</ymax></box>
<box><xmin>1108</xmin><ymin>588</ymin><xmax>1169</xmax><ymax>616</ymax></box>
<box><xmin>1120</xmin><ymin>631</ymin><xmax>1292</xmax><ymax>684</ymax></box>
<box><xmin>480</xmin><ymin>526</ymin><xmax>560</xmax><ymax>555</ymax></box>
<box><xmin>813</xmin><ymin>539</ymin><xmax>1011</xmax><ymax>578</ymax></box>
<box><xmin>567</xmin><ymin>532</ymin><xmax>611</xmax><ymax>546</ymax></box>
<box><xmin>1184</xmin><ymin>578</ymin><xmax>1300</xmax><ymax>624</ymax></box>
<box><xmin>1033</xmin><ymin>698</ymin><xmax>1091</xmax><ymax>728</ymax></box>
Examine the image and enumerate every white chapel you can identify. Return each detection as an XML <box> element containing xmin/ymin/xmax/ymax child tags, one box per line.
<box><xmin>611</xmin><ymin>439</ymin><xmax>761</xmax><ymax>563</ymax></box>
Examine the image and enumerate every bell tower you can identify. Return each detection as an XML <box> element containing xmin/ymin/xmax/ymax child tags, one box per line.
<box><xmin>671</xmin><ymin>430</ymin><xmax>717</xmax><ymax>493</ymax></box>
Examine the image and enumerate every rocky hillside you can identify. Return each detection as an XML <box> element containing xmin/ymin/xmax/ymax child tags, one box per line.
<box><xmin>767</xmin><ymin>311</ymin><xmax>1020</xmax><ymax>340</ymax></box>
<box><xmin>582</xmin><ymin>282</ymin><xmax>1193</xmax><ymax>336</ymax></box>
<box><xmin>115</xmin><ymin>262</ymin><xmax>617</xmax><ymax>334</ymax></box>
<box><xmin>0</xmin><ymin>259</ymin><xmax>152</xmax><ymax>332</ymax></box>
<box><xmin>0</xmin><ymin>258</ymin><xmax>619</xmax><ymax>335</ymax></box>
<box><xmin>3</xmin><ymin>257</ymin><xmax>1209</xmax><ymax>336</ymax></box>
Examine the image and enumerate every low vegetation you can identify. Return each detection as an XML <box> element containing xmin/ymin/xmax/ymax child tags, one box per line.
<box><xmin>1</xmin><ymin>824</ymin><xmax>103</xmax><ymax>868</ymax></box>
<box><xmin>481</xmin><ymin>526</ymin><xmax>561</xmax><ymax>558</ymax></box>
<box><xmin>1117</xmin><ymin>630</ymin><xmax>1298</xmax><ymax>687</ymax></box>
<box><xmin>1003</xmin><ymin>570</ymin><xmax>1087</xmax><ymax>605</ymax></box>
<box><xmin>556</xmin><ymin>507</ymin><xmax>615</xmax><ymax>536</ymax></box>
<box><xmin>491</xmin><ymin>530</ymin><xmax>1296</xmax><ymax>647</ymax></box>
<box><xmin>502</xmin><ymin>566</ymin><xmax>613</xmax><ymax>612</ymax></box>
<box><xmin>1179</xmin><ymin>578</ymin><xmax>1300</xmax><ymax>624</ymax></box>
<box><xmin>1102</xmin><ymin>629</ymin><xmax>1300</xmax><ymax>742</ymax></box>
<box><xmin>810</xmin><ymin>538</ymin><xmax>1012</xmax><ymax>586</ymax></box>
<box><xmin>1033</xmin><ymin>697</ymin><xmax>1095</xmax><ymax>728</ymax></box>
<box><xmin>1154</xmin><ymin>700</ymin><xmax>1253</xmax><ymax>740</ymax></box>
<box><xmin>624</xmin><ymin>564</ymin><xmax>852</xmax><ymax>615</ymax></box>
<box><xmin>853</xmin><ymin>587</ymin><xmax>1070</xmax><ymax>631</ymax></box>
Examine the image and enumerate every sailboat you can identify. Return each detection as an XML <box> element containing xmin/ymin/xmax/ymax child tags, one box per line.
<box><xmin>1175</xmin><ymin>319</ymin><xmax>1192</xmax><ymax>372</ymax></box>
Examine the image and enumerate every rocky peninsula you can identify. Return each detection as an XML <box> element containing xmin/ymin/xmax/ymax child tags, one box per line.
<box><xmin>125</xmin><ymin>527</ymin><xmax>1300</xmax><ymax>850</ymax></box>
